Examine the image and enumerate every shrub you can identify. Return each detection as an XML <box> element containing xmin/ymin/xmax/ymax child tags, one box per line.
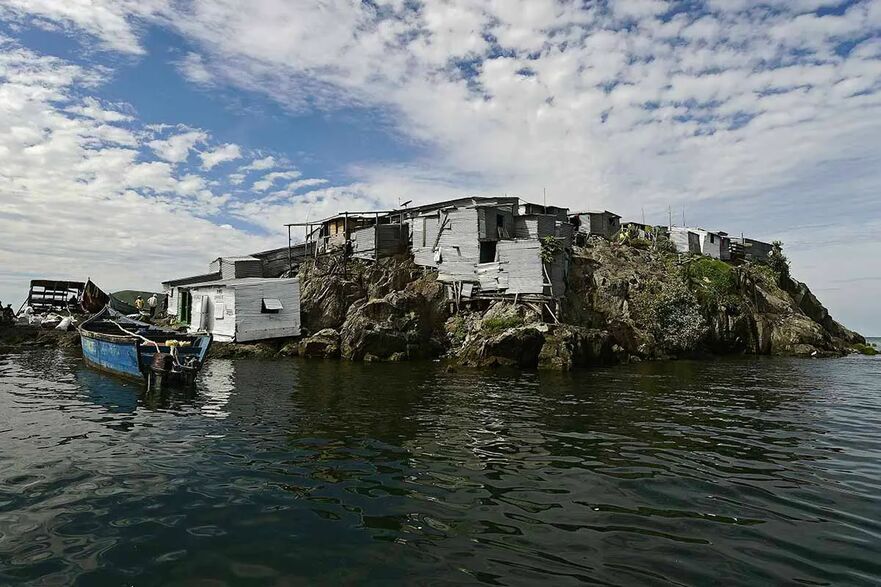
<box><xmin>685</xmin><ymin>257</ymin><xmax>736</xmax><ymax>306</ymax></box>
<box><xmin>767</xmin><ymin>240</ymin><xmax>791</xmax><ymax>280</ymax></box>
<box><xmin>853</xmin><ymin>343</ymin><xmax>879</xmax><ymax>356</ymax></box>
<box><xmin>632</xmin><ymin>280</ymin><xmax>707</xmax><ymax>354</ymax></box>
<box><xmin>540</xmin><ymin>236</ymin><xmax>564</xmax><ymax>264</ymax></box>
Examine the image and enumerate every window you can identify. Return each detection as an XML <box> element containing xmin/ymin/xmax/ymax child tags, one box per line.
<box><xmin>479</xmin><ymin>241</ymin><xmax>497</xmax><ymax>263</ymax></box>
<box><xmin>262</xmin><ymin>298</ymin><xmax>283</xmax><ymax>313</ymax></box>
<box><xmin>214</xmin><ymin>302</ymin><xmax>225</xmax><ymax>319</ymax></box>
<box><xmin>496</xmin><ymin>213</ymin><xmax>505</xmax><ymax>238</ymax></box>
<box><xmin>710</xmin><ymin>234</ymin><xmax>715</xmax><ymax>243</ymax></box>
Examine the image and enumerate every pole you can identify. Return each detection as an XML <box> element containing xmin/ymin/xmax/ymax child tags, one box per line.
<box><xmin>287</xmin><ymin>225</ymin><xmax>292</xmax><ymax>274</ymax></box>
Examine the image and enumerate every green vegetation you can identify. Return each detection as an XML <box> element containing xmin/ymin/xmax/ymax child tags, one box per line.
<box><xmin>684</xmin><ymin>257</ymin><xmax>736</xmax><ymax>306</ymax></box>
<box><xmin>767</xmin><ymin>240</ymin><xmax>791</xmax><ymax>280</ymax></box>
<box><xmin>653</xmin><ymin>237</ymin><xmax>678</xmax><ymax>255</ymax></box>
<box><xmin>853</xmin><ymin>343</ymin><xmax>879</xmax><ymax>356</ymax></box>
<box><xmin>482</xmin><ymin>314</ymin><xmax>525</xmax><ymax>333</ymax></box>
<box><xmin>540</xmin><ymin>236</ymin><xmax>564</xmax><ymax>264</ymax></box>
<box><xmin>632</xmin><ymin>280</ymin><xmax>707</xmax><ymax>354</ymax></box>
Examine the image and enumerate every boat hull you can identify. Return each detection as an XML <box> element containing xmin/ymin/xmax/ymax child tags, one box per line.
<box><xmin>78</xmin><ymin>306</ymin><xmax>212</xmax><ymax>386</ymax></box>
<box><xmin>80</xmin><ymin>332</ymin><xmax>143</xmax><ymax>380</ymax></box>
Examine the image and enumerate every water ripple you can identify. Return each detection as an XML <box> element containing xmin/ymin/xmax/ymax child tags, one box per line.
<box><xmin>1</xmin><ymin>350</ymin><xmax>880</xmax><ymax>585</ymax></box>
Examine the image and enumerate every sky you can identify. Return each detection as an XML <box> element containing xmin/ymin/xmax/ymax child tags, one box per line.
<box><xmin>0</xmin><ymin>0</ymin><xmax>879</xmax><ymax>334</ymax></box>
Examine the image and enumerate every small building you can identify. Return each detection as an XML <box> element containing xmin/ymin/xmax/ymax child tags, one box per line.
<box><xmin>571</xmin><ymin>210</ymin><xmax>621</xmax><ymax>239</ymax></box>
<box><xmin>409</xmin><ymin>199</ymin><xmax>568</xmax><ymax>301</ymax></box>
<box><xmin>669</xmin><ymin>227</ymin><xmax>701</xmax><ymax>254</ymax></box>
<box><xmin>181</xmin><ymin>277</ymin><xmax>301</xmax><ymax>342</ymax></box>
<box><xmin>209</xmin><ymin>256</ymin><xmax>264</xmax><ymax>279</ymax></box>
<box><xmin>352</xmin><ymin>223</ymin><xmax>410</xmax><ymax>260</ymax></box>
<box><xmin>691</xmin><ymin>228</ymin><xmax>724</xmax><ymax>259</ymax></box>
<box><xmin>730</xmin><ymin>237</ymin><xmax>774</xmax><ymax>262</ymax></box>
<box><xmin>620</xmin><ymin>222</ymin><xmax>658</xmax><ymax>240</ymax></box>
<box><xmin>23</xmin><ymin>280</ymin><xmax>85</xmax><ymax>313</ymax></box>
<box><xmin>162</xmin><ymin>272</ymin><xmax>221</xmax><ymax>318</ymax></box>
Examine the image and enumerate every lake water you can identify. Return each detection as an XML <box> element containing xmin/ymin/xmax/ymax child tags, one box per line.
<box><xmin>1</xmin><ymin>349</ymin><xmax>880</xmax><ymax>586</ymax></box>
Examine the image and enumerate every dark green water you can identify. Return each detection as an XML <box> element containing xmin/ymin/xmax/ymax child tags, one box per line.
<box><xmin>1</xmin><ymin>349</ymin><xmax>880</xmax><ymax>586</ymax></box>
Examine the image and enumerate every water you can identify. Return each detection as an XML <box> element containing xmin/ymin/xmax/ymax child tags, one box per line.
<box><xmin>1</xmin><ymin>349</ymin><xmax>880</xmax><ymax>586</ymax></box>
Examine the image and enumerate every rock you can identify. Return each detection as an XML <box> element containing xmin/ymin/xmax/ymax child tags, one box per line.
<box><xmin>457</xmin><ymin>325</ymin><xmax>547</xmax><ymax>368</ymax></box>
<box><xmin>298</xmin><ymin>328</ymin><xmax>341</xmax><ymax>358</ymax></box>
<box><xmin>340</xmin><ymin>289</ymin><xmax>445</xmax><ymax>362</ymax></box>
<box><xmin>538</xmin><ymin>325</ymin><xmax>614</xmax><ymax>371</ymax></box>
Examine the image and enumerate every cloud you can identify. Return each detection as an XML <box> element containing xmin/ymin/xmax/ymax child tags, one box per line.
<box><xmin>175</xmin><ymin>51</ymin><xmax>213</xmax><ymax>85</ymax></box>
<box><xmin>0</xmin><ymin>40</ymin><xmax>291</xmax><ymax>308</ymax></box>
<box><xmin>147</xmin><ymin>129</ymin><xmax>207</xmax><ymax>163</ymax></box>
<box><xmin>240</xmin><ymin>155</ymin><xmax>276</xmax><ymax>171</ymax></box>
<box><xmin>252</xmin><ymin>170</ymin><xmax>301</xmax><ymax>192</ymax></box>
<box><xmin>0</xmin><ymin>0</ymin><xmax>168</xmax><ymax>55</ymax></box>
<box><xmin>199</xmin><ymin>143</ymin><xmax>241</xmax><ymax>169</ymax></box>
<box><xmin>4</xmin><ymin>1</ymin><xmax>881</xmax><ymax>330</ymax></box>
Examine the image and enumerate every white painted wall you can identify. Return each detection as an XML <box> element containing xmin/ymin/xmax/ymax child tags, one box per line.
<box><xmin>233</xmin><ymin>279</ymin><xmax>301</xmax><ymax>342</ymax></box>
<box><xmin>185</xmin><ymin>278</ymin><xmax>300</xmax><ymax>342</ymax></box>
<box><xmin>187</xmin><ymin>285</ymin><xmax>237</xmax><ymax>341</ymax></box>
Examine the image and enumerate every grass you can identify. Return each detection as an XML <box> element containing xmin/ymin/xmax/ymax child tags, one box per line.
<box><xmin>482</xmin><ymin>315</ymin><xmax>525</xmax><ymax>333</ymax></box>
<box><xmin>853</xmin><ymin>343</ymin><xmax>879</xmax><ymax>356</ymax></box>
<box><xmin>685</xmin><ymin>257</ymin><xmax>736</xmax><ymax>305</ymax></box>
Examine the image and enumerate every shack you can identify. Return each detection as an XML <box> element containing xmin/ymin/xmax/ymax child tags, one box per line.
<box><xmin>669</xmin><ymin>227</ymin><xmax>701</xmax><ymax>254</ymax></box>
<box><xmin>22</xmin><ymin>280</ymin><xmax>85</xmax><ymax>313</ymax></box>
<box><xmin>181</xmin><ymin>277</ymin><xmax>301</xmax><ymax>342</ymax></box>
<box><xmin>571</xmin><ymin>210</ymin><xmax>621</xmax><ymax>239</ymax></box>
<box><xmin>351</xmin><ymin>223</ymin><xmax>409</xmax><ymax>260</ymax></box>
<box><xmin>730</xmin><ymin>237</ymin><xmax>774</xmax><ymax>262</ymax></box>
<box><xmin>408</xmin><ymin>199</ymin><xmax>568</xmax><ymax>302</ymax></box>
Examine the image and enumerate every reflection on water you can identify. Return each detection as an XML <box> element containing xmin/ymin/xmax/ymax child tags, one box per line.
<box><xmin>1</xmin><ymin>349</ymin><xmax>880</xmax><ymax>585</ymax></box>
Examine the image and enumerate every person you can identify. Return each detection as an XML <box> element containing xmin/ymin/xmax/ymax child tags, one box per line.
<box><xmin>147</xmin><ymin>293</ymin><xmax>158</xmax><ymax>318</ymax></box>
<box><xmin>1</xmin><ymin>305</ymin><xmax>15</xmax><ymax>326</ymax></box>
<box><xmin>135</xmin><ymin>295</ymin><xmax>145</xmax><ymax>314</ymax></box>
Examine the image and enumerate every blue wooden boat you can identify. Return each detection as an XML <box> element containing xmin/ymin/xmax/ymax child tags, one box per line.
<box><xmin>79</xmin><ymin>306</ymin><xmax>212</xmax><ymax>388</ymax></box>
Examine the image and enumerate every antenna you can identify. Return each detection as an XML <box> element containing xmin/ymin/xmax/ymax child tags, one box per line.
<box><xmin>641</xmin><ymin>207</ymin><xmax>645</xmax><ymax>224</ymax></box>
<box><xmin>668</xmin><ymin>205</ymin><xmax>672</xmax><ymax>229</ymax></box>
<box><xmin>543</xmin><ymin>187</ymin><xmax>547</xmax><ymax>212</ymax></box>
<box><xmin>682</xmin><ymin>207</ymin><xmax>686</xmax><ymax>228</ymax></box>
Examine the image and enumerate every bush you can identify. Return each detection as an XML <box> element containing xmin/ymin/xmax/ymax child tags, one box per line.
<box><xmin>633</xmin><ymin>280</ymin><xmax>707</xmax><ymax>354</ymax></box>
<box><xmin>767</xmin><ymin>240</ymin><xmax>791</xmax><ymax>280</ymax></box>
<box><xmin>540</xmin><ymin>236</ymin><xmax>564</xmax><ymax>264</ymax></box>
<box><xmin>685</xmin><ymin>257</ymin><xmax>736</xmax><ymax>306</ymax></box>
<box><xmin>853</xmin><ymin>343</ymin><xmax>879</xmax><ymax>356</ymax></box>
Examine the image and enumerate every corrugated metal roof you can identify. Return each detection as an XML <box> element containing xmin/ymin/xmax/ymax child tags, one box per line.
<box><xmin>181</xmin><ymin>277</ymin><xmax>299</xmax><ymax>289</ymax></box>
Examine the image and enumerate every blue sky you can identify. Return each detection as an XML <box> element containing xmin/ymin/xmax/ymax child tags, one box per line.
<box><xmin>0</xmin><ymin>0</ymin><xmax>880</xmax><ymax>333</ymax></box>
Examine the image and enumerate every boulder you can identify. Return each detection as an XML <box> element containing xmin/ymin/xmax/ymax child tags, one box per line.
<box><xmin>538</xmin><ymin>325</ymin><xmax>615</xmax><ymax>371</ymax></box>
<box><xmin>298</xmin><ymin>328</ymin><xmax>341</xmax><ymax>358</ymax></box>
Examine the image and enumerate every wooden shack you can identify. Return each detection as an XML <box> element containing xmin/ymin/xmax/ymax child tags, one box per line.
<box><xmin>571</xmin><ymin>210</ymin><xmax>621</xmax><ymax>239</ymax></box>
<box><xmin>352</xmin><ymin>223</ymin><xmax>409</xmax><ymax>260</ymax></box>
<box><xmin>669</xmin><ymin>227</ymin><xmax>701</xmax><ymax>254</ymax></box>
<box><xmin>182</xmin><ymin>277</ymin><xmax>301</xmax><ymax>342</ymax></box>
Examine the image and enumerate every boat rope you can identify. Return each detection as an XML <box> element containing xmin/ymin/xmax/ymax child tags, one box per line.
<box><xmin>107</xmin><ymin>319</ymin><xmax>187</xmax><ymax>369</ymax></box>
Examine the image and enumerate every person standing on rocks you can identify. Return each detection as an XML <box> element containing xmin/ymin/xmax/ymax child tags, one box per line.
<box><xmin>147</xmin><ymin>293</ymin><xmax>158</xmax><ymax>318</ymax></box>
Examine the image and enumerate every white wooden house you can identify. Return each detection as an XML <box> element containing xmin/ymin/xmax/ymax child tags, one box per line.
<box><xmin>669</xmin><ymin>227</ymin><xmax>701</xmax><ymax>254</ymax></box>
<box><xmin>182</xmin><ymin>277</ymin><xmax>301</xmax><ymax>342</ymax></box>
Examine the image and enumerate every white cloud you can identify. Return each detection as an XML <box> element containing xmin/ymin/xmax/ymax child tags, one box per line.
<box><xmin>240</xmin><ymin>155</ymin><xmax>276</xmax><ymax>171</ymax></box>
<box><xmin>147</xmin><ymin>129</ymin><xmax>207</xmax><ymax>163</ymax></box>
<box><xmin>252</xmin><ymin>170</ymin><xmax>301</xmax><ymax>191</ymax></box>
<box><xmin>175</xmin><ymin>51</ymin><xmax>213</xmax><ymax>85</ymax></box>
<box><xmin>0</xmin><ymin>41</ymin><xmax>286</xmax><ymax>308</ymax></box>
<box><xmin>4</xmin><ymin>1</ymin><xmax>881</xmax><ymax>331</ymax></box>
<box><xmin>199</xmin><ymin>143</ymin><xmax>241</xmax><ymax>170</ymax></box>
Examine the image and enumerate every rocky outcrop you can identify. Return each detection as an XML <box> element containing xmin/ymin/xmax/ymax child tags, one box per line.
<box><xmin>299</xmin><ymin>256</ymin><xmax>449</xmax><ymax>362</ymax></box>
<box><xmin>290</xmin><ymin>239</ymin><xmax>864</xmax><ymax>370</ymax></box>
<box><xmin>298</xmin><ymin>328</ymin><xmax>341</xmax><ymax>358</ymax></box>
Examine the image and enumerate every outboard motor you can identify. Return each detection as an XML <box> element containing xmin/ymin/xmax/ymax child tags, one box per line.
<box><xmin>147</xmin><ymin>352</ymin><xmax>175</xmax><ymax>391</ymax></box>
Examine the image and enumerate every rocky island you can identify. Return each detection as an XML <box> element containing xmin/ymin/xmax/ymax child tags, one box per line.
<box><xmin>210</xmin><ymin>235</ymin><xmax>867</xmax><ymax>370</ymax></box>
